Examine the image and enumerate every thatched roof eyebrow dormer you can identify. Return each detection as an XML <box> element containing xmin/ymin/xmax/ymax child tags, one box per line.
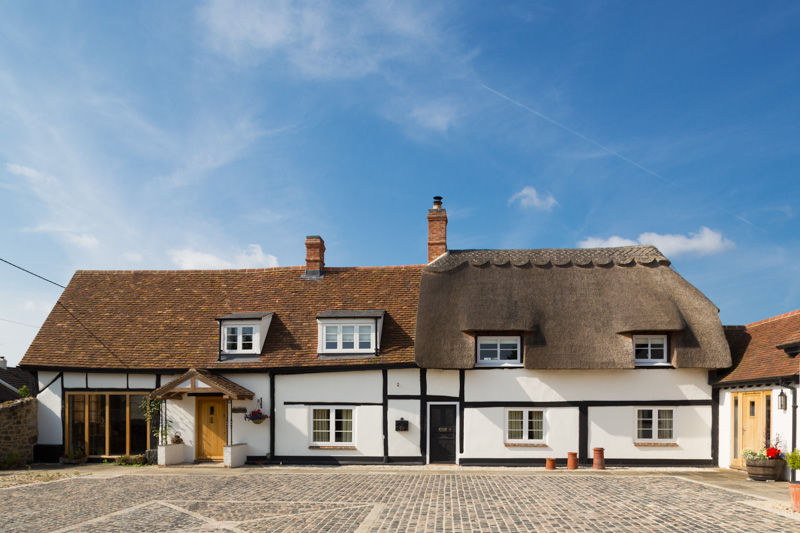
<box><xmin>415</xmin><ymin>245</ymin><xmax>731</xmax><ymax>370</ymax></box>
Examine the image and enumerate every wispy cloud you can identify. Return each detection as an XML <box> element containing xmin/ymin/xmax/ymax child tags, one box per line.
<box><xmin>578</xmin><ymin>227</ymin><xmax>735</xmax><ymax>257</ymax></box>
<box><xmin>168</xmin><ymin>244</ymin><xmax>278</xmax><ymax>269</ymax></box>
<box><xmin>198</xmin><ymin>0</ymin><xmax>447</xmax><ymax>79</ymax></box>
<box><xmin>409</xmin><ymin>100</ymin><xmax>460</xmax><ymax>132</ymax></box>
<box><xmin>509</xmin><ymin>186</ymin><xmax>558</xmax><ymax>211</ymax></box>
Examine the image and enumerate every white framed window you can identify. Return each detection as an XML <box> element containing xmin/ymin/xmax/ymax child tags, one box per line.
<box><xmin>310</xmin><ymin>407</ymin><xmax>354</xmax><ymax>445</ymax></box>
<box><xmin>505</xmin><ymin>409</ymin><xmax>545</xmax><ymax>443</ymax></box>
<box><xmin>635</xmin><ymin>408</ymin><xmax>675</xmax><ymax>442</ymax></box>
<box><xmin>633</xmin><ymin>335</ymin><xmax>668</xmax><ymax>366</ymax></box>
<box><xmin>221</xmin><ymin>324</ymin><xmax>259</xmax><ymax>354</ymax></box>
<box><xmin>477</xmin><ymin>336</ymin><xmax>522</xmax><ymax>366</ymax></box>
<box><xmin>318</xmin><ymin>321</ymin><xmax>375</xmax><ymax>354</ymax></box>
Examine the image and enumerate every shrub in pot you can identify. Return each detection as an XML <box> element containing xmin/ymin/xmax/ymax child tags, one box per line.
<box><xmin>786</xmin><ymin>450</ymin><xmax>800</xmax><ymax>512</ymax></box>
<box><xmin>743</xmin><ymin>447</ymin><xmax>785</xmax><ymax>481</ymax></box>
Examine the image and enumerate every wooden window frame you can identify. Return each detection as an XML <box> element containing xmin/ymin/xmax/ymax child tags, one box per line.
<box><xmin>633</xmin><ymin>335</ymin><xmax>669</xmax><ymax>366</ymax></box>
<box><xmin>476</xmin><ymin>336</ymin><xmax>522</xmax><ymax>367</ymax></box>
<box><xmin>634</xmin><ymin>407</ymin><xmax>676</xmax><ymax>443</ymax></box>
<box><xmin>308</xmin><ymin>406</ymin><xmax>355</xmax><ymax>446</ymax></box>
<box><xmin>220</xmin><ymin>323</ymin><xmax>260</xmax><ymax>355</ymax></box>
<box><xmin>317</xmin><ymin>320</ymin><xmax>376</xmax><ymax>354</ymax></box>
<box><xmin>504</xmin><ymin>408</ymin><xmax>546</xmax><ymax>444</ymax></box>
<box><xmin>64</xmin><ymin>391</ymin><xmax>151</xmax><ymax>458</ymax></box>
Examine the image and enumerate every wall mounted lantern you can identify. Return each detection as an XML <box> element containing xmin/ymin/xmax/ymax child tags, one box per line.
<box><xmin>778</xmin><ymin>389</ymin><xmax>788</xmax><ymax>411</ymax></box>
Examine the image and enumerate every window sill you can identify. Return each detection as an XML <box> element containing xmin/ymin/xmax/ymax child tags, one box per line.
<box><xmin>504</xmin><ymin>443</ymin><xmax>547</xmax><ymax>448</ymax></box>
<box><xmin>634</xmin><ymin>442</ymin><xmax>678</xmax><ymax>447</ymax></box>
<box><xmin>475</xmin><ymin>363</ymin><xmax>524</xmax><ymax>368</ymax></box>
<box><xmin>308</xmin><ymin>445</ymin><xmax>357</xmax><ymax>450</ymax></box>
<box><xmin>317</xmin><ymin>353</ymin><xmax>378</xmax><ymax>359</ymax></box>
<box><xmin>634</xmin><ymin>364</ymin><xmax>674</xmax><ymax>369</ymax></box>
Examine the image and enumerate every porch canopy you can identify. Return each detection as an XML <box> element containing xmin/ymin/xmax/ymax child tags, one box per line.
<box><xmin>149</xmin><ymin>368</ymin><xmax>254</xmax><ymax>400</ymax></box>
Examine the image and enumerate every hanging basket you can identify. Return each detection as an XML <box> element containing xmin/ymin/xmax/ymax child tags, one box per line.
<box><xmin>250</xmin><ymin>417</ymin><xmax>265</xmax><ymax>425</ymax></box>
<box><xmin>245</xmin><ymin>409</ymin><xmax>269</xmax><ymax>424</ymax></box>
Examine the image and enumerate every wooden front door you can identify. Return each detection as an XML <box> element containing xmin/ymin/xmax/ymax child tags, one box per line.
<box><xmin>429</xmin><ymin>404</ymin><xmax>457</xmax><ymax>464</ymax></box>
<box><xmin>196</xmin><ymin>397</ymin><xmax>227</xmax><ymax>460</ymax></box>
<box><xmin>731</xmin><ymin>390</ymin><xmax>770</xmax><ymax>469</ymax></box>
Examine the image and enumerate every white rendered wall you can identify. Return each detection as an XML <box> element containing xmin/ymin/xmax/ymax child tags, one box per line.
<box><xmin>387</xmin><ymin>399</ymin><xmax>421</xmax><ymax>457</ymax></box>
<box><xmin>426</xmin><ymin>369</ymin><xmax>459</xmax><ymax>397</ymax></box>
<box><xmin>275</xmin><ymin>371</ymin><xmax>383</xmax><ymax>456</ymax></box>
<box><xmin>129</xmin><ymin>374</ymin><xmax>156</xmax><ymax>389</ymax></box>
<box><xmin>387</xmin><ymin>368</ymin><xmax>420</xmax><ymax>396</ymax></box>
<box><xmin>165</xmin><ymin>396</ymin><xmax>196</xmax><ymax>463</ymax></box>
<box><xmin>465</xmin><ymin>369</ymin><xmax>710</xmax><ymax>402</ymax></box>
<box><xmin>36</xmin><ymin>371</ymin><xmax>62</xmax><ymax>445</ymax></box>
<box><xmin>589</xmin><ymin>405</ymin><xmax>711</xmax><ymax>459</ymax></box>
<box><xmin>718</xmin><ymin>390</ymin><xmax>731</xmax><ymax>467</ymax></box>
<box><xmin>86</xmin><ymin>373</ymin><xmax>126</xmax><ymax>389</ymax></box>
<box><xmin>222</xmin><ymin>373</ymin><xmax>270</xmax><ymax>457</ymax></box>
<box><xmin>461</xmin><ymin>407</ymin><xmax>579</xmax><ymax>459</ymax></box>
<box><xmin>63</xmin><ymin>372</ymin><xmax>86</xmax><ymax>388</ymax></box>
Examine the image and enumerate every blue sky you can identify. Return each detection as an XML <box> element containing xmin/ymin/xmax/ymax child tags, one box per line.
<box><xmin>1</xmin><ymin>1</ymin><xmax>798</xmax><ymax>365</ymax></box>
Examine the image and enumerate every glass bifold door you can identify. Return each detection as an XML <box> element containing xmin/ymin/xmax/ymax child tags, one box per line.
<box><xmin>66</xmin><ymin>392</ymin><xmax>150</xmax><ymax>457</ymax></box>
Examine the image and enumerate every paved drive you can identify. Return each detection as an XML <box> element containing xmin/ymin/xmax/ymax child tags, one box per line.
<box><xmin>2</xmin><ymin>469</ymin><xmax>799</xmax><ymax>532</ymax></box>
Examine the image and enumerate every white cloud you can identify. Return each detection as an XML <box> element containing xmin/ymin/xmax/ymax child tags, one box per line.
<box><xmin>409</xmin><ymin>101</ymin><xmax>459</xmax><ymax>132</ymax></box>
<box><xmin>578</xmin><ymin>227</ymin><xmax>734</xmax><ymax>257</ymax></box>
<box><xmin>168</xmin><ymin>244</ymin><xmax>278</xmax><ymax>270</ymax></box>
<box><xmin>197</xmin><ymin>0</ymin><xmax>446</xmax><ymax>79</ymax></box>
<box><xmin>577</xmin><ymin>236</ymin><xmax>638</xmax><ymax>248</ymax></box>
<box><xmin>63</xmin><ymin>232</ymin><xmax>100</xmax><ymax>250</ymax></box>
<box><xmin>123</xmin><ymin>252</ymin><xmax>144</xmax><ymax>263</ymax></box>
<box><xmin>508</xmin><ymin>186</ymin><xmax>558</xmax><ymax>211</ymax></box>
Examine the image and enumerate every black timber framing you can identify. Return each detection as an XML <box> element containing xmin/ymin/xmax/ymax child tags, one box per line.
<box><xmin>464</xmin><ymin>399</ymin><xmax>712</xmax><ymax>408</ymax></box>
<box><xmin>711</xmin><ymin>388</ymin><xmax>719</xmax><ymax>465</ymax></box>
<box><xmin>271</xmin><ymin>455</ymin><xmax>424</xmax><ymax>465</ymax></box>
<box><xmin>419</xmin><ymin>369</ymin><xmax>427</xmax><ymax>458</ymax></box>
<box><xmin>382</xmin><ymin>369</ymin><xmax>389</xmax><ymax>462</ymax></box>
<box><xmin>282</xmin><ymin>401</ymin><xmax>382</xmax><ymax>406</ymax></box>
<box><xmin>269</xmin><ymin>372</ymin><xmax>275</xmax><ymax>459</ymax></box>
<box><xmin>461</xmin><ymin>458</ymin><xmax>714</xmax><ymax>467</ymax></box>
<box><xmin>578</xmin><ymin>404</ymin><xmax>588</xmax><ymax>464</ymax></box>
<box><xmin>458</xmin><ymin>370</ymin><xmax>465</xmax><ymax>455</ymax></box>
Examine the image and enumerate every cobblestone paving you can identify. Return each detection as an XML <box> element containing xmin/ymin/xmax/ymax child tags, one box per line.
<box><xmin>1</xmin><ymin>471</ymin><xmax>799</xmax><ymax>532</ymax></box>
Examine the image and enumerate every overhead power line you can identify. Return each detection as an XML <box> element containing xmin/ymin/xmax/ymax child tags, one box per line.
<box><xmin>0</xmin><ymin>317</ymin><xmax>39</xmax><ymax>328</ymax></box>
<box><xmin>0</xmin><ymin>257</ymin><xmax>66</xmax><ymax>288</ymax></box>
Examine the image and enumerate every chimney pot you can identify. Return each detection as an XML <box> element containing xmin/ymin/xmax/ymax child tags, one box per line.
<box><xmin>303</xmin><ymin>235</ymin><xmax>325</xmax><ymax>279</ymax></box>
<box><xmin>0</xmin><ymin>356</ymin><xmax>6</xmax><ymax>370</ymax></box>
<box><xmin>427</xmin><ymin>196</ymin><xmax>447</xmax><ymax>263</ymax></box>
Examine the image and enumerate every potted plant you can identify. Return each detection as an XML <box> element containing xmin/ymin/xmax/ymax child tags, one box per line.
<box><xmin>743</xmin><ymin>446</ymin><xmax>785</xmax><ymax>481</ymax></box>
<box><xmin>786</xmin><ymin>449</ymin><xmax>800</xmax><ymax>512</ymax></box>
<box><xmin>170</xmin><ymin>433</ymin><xmax>184</xmax><ymax>444</ymax></box>
<box><xmin>245</xmin><ymin>409</ymin><xmax>269</xmax><ymax>424</ymax></box>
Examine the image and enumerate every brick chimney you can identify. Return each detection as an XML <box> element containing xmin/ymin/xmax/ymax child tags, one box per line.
<box><xmin>303</xmin><ymin>235</ymin><xmax>325</xmax><ymax>279</ymax></box>
<box><xmin>427</xmin><ymin>196</ymin><xmax>447</xmax><ymax>263</ymax></box>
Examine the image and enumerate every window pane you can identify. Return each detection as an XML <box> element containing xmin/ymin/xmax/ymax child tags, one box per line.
<box><xmin>749</xmin><ymin>401</ymin><xmax>755</xmax><ymax>417</ymax></box>
<box><xmin>108</xmin><ymin>395</ymin><xmax>127</xmax><ymax>456</ymax></box>
<box><xmin>637</xmin><ymin>409</ymin><xmax>653</xmax><ymax>440</ymax></box>
<box><xmin>325</xmin><ymin>326</ymin><xmax>338</xmax><ymax>350</ymax></box>
<box><xmin>89</xmin><ymin>394</ymin><xmax>106</xmax><ymax>455</ymax></box>
<box><xmin>129</xmin><ymin>395</ymin><xmax>148</xmax><ymax>455</ymax></box>
<box><xmin>312</xmin><ymin>409</ymin><xmax>330</xmax><ymax>442</ymax></box>
<box><xmin>507</xmin><ymin>410</ymin><xmax>523</xmax><ymax>440</ymax></box>
<box><xmin>499</xmin><ymin>346</ymin><xmax>518</xmax><ymax>361</ymax></box>
<box><xmin>528</xmin><ymin>410</ymin><xmax>543</xmax><ymax>440</ymax></box>
<box><xmin>335</xmin><ymin>409</ymin><xmax>353</xmax><ymax>443</ymax></box>
<box><xmin>634</xmin><ymin>342</ymin><xmax>649</xmax><ymax>359</ymax></box>
<box><xmin>358</xmin><ymin>325</ymin><xmax>372</xmax><ymax>350</ymax></box>
<box><xmin>658</xmin><ymin>410</ymin><xmax>673</xmax><ymax>440</ymax></box>
<box><xmin>69</xmin><ymin>394</ymin><xmax>86</xmax><ymax>455</ymax></box>
<box><xmin>341</xmin><ymin>326</ymin><xmax>355</xmax><ymax>350</ymax></box>
<box><xmin>226</xmin><ymin>327</ymin><xmax>238</xmax><ymax>351</ymax></box>
<box><xmin>241</xmin><ymin>327</ymin><xmax>254</xmax><ymax>350</ymax></box>
<box><xmin>479</xmin><ymin>349</ymin><xmax>498</xmax><ymax>361</ymax></box>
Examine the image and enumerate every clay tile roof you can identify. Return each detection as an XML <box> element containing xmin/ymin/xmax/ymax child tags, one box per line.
<box><xmin>716</xmin><ymin>309</ymin><xmax>800</xmax><ymax>384</ymax></box>
<box><xmin>0</xmin><ymin>367</ymin><xmax>35</xmax><ymax>402</ymax></box>
<box><xmin>150</xmin><ymin>368</ymin><xmax>254</xmax><ymax>400</ymax></box>
<box><xmin>21</xmin><ymin>265</ymin><xmax>422</xmax><ymax>371</ymax></box>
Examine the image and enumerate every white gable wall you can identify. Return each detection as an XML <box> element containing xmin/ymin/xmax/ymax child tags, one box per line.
<box><xmin>36</xmin><ymin>371</ymin><xmax>62</xmax><ymax>445</ymax></box>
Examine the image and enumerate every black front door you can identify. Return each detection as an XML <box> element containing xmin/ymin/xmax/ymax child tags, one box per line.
<box><xmin>429</xmin><ymin>404</ymin><xmax>457</xmax><ymax>463</ymax></box>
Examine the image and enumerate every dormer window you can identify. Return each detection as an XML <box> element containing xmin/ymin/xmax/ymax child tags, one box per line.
<box><xmin>216</xmin><ymin>312</ymin><xmax>273</xmax><ymax>359</ymax></box>
<box><xmin>316</xmin><ymin>309</ymin><xmax>385</xmax><ymax>357</ymax></box>
<box><xmin>476</xmin><ymin>336</ymin><xmax>522</xmax><ymax>367</ymax></box>
<box><xmin>223</xmin><ymin>325</ymin><xmax>258</xmax><ymax>353</ymax></box>
<box><xmin>634</xmin><ymin>335</ymin><xmax>668</xmax><ymax>366</ymax></box>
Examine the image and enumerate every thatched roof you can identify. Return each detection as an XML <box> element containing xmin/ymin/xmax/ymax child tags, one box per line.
<box><xmin>415</xmin><ymin>246</ymin><xmax>731</xmax><ymax>369</ymax></box>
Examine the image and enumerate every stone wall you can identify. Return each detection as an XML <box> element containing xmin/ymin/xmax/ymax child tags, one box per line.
<box><xmin>0</xmin><ymin>397</ymin><xmax>38</xmax><ymax>467</ymax></box>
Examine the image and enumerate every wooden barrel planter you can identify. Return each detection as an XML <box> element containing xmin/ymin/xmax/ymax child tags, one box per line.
<box><xmin>745</xmin><ymin>458</ymin><xmax>784</xmax><ymax>481</ymax></box>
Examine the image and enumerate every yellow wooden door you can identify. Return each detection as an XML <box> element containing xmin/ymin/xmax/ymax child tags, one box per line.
<box><xmin>196</xmin><ymin>398</ymin><xmax>227</xmax><ymax>460</ymax></box>
<box><xmin>741</xmin><ymin>391</ymin><xmax>764</xmax><ymax>454</ymax></box>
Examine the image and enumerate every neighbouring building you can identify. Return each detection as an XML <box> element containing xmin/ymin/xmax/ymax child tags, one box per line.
<box><xmin>0</xmin><ymin>357</ymin><xmax>35</xmax><ymax>403</ymax></box>
<box><xmin>20</xmin><ymin>197</ymin><xmax>733</xmax><ymax>466</ymax></box>
<box><xmin>714</xmin><ymin>310</ymin><xmax>800</xmax><ymax>478</ymax></box>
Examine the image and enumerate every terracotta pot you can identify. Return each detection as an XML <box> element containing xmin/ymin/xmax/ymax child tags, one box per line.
<box><xmin>567</xmin><ymin>452</ymin><xmax>578</xmax><ymax>470</ymax></box>
<box><xmin>790</xmin><ymin>482</ymin><xmax>800</xmax><ymax>513</ymax></box>
<box><xmin>545</xmin><ymin>457</ymin><xmax>556</xmax><ymax>470</ymax></box>
<box><xmin>745</xmin><ymin>458</ymin><xmax>784</xmax><ymax>481</ymax></box>
<box><xmin>593</xmin><ymin>447</ymin><xmax>605</xmax><ymax>470</ymax></box>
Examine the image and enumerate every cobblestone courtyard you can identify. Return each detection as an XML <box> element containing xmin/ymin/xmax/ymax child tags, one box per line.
<box><xmin>2</xmin><ymin>469</ymin><xmax>799</xmax><ymax>532</ymax></box>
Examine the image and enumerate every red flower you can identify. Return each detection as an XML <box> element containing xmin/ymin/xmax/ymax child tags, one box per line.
<box><xmin>766</xmin><ymin>446</ymin><xmax>781</xmax><ymax>459</ymax></box>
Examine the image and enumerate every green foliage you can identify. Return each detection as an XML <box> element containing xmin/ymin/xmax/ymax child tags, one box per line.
<box><xmin>742</xmin><ymin>448</ymin><xmax>764</xmax><ymax>461</ymax></box>
<box><xmin>139</xmin><ymin>397</ymin><xmax>161</xmax><ymax>423</ymax></box>
<box><xmin>17</xmin><ymin>385</ymin><xmax>31</xmax><ymax>398</ymax></box>
<box><xmin>64</xmin><ymin>447</ymin><xmax>85</xmax><ymax>461</ymax></box>
<box><xmin>786</xmin><ymin>450</ymin><xmax>800</xmax><ymax>471</ymax></box>
<box><xmin>113</xmin><ymin>454</ymin><xmax>149</xmax><ymax>466</ymax></box>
